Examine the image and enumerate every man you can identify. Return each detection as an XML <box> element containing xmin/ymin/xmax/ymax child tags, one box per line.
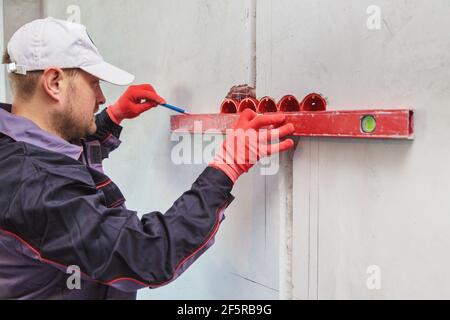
<box><xmin>0</xmin><ymin>18</ymin><xmax>295</xmax><ymax>300</ymax></box>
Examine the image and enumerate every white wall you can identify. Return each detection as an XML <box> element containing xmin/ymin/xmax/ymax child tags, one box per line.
<box><xmin>257</xmin><ymin>0</ymin><xmax>450</xmax><ymax>299</ymax></box>
<box><xmin>2</xmin><ymin>0</ymin><xmax>44</xmax><ymax>102</ymax></box>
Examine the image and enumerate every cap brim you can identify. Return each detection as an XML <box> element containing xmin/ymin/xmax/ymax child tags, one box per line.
<box><xmin>81</xmin><ymin>61</ymin><xmax>135</xmax><ymax>86</ymax></box>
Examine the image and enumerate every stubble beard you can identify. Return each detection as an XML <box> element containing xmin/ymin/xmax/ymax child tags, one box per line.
<box><xmin>50</xmin><ymin>84</ymin><xmax>95</xmax><ymax>142</ymax></box>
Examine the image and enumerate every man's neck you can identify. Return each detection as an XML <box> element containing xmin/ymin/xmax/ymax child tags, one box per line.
<box><xmin>11</xmin><ymin>100</ymin><xmax>67</xmax><ymax>141</ymax></box>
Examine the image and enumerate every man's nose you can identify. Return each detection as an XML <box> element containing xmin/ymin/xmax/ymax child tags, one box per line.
<box><xmin>97</xmin><ymin>87</ymin><xmax>106</xmax><ymax>105</ymax></box>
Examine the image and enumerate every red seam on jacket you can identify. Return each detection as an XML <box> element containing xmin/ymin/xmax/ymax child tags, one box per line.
<box><xmin>0</xmin><ymin>227</ymin><xmax>136</xmax><ymax>288</ymax></box>
<box><xmin>0</xmin><ymin>199</ymin><xmax>229</xmax><ymax>289</ymax></box>
<box><xmin>96</xmin><ymin>180</ymin><xmax>112</xmax><ymax>189</ymax></box>
<box><xmin>0</xmin><ymin>228</ymin><xmax>73</xmax><ymax>273</ymax></box>
<box><xmin>106</xmin><ymin>200</ymin><xmax>228</xmax><ymax>287</ymax></box>
<box><xmin>109</xmin><ymin>198</ymin><xmax>125</xmax><ymax>208</ymax></box>
<box><xmin>96</xmin><ymin>178</ymin><xmax>111</xmax><ymax>186</ymax></box>
<box><xmin>100</xmin><ymin>133</ymin><xmax>113</xmax><ymax>144</ymax></box>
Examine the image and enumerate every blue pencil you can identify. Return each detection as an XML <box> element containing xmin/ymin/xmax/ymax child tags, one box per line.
<box><xmin>160</xmin><ymin>103</ymin><xmax>190</xmax><ymax>115</ymax></box>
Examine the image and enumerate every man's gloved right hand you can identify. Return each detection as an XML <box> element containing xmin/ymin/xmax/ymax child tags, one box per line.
<box><xmin>209</xmin><ymin>109</ymin><xmax>296</xmax><ymax>184</ymax></box>
<box><xmin>107</xmin><ymin>84</ymin><xmax>166</xmax><ymax>125</ymax></box>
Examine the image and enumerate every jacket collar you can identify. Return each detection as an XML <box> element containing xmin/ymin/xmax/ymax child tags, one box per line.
<box><xmin>0</xmin><ymin>103</ymin><xmax>83</xmax><ymax>160</ymax></box>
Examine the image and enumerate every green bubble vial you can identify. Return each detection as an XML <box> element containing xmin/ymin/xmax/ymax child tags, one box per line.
<box><xmin>361</xmin><ymin>115</ymin><xmax>377</xmax><ymax>134</ymax></box>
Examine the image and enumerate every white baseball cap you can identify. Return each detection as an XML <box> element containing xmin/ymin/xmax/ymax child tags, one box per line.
<box><xmin>6</xmin><ymin>17</ymin><xmax>135</xmax><ymax>86</ymax></box>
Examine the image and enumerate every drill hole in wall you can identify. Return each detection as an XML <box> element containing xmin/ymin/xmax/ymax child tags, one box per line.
<box><xmin>278</xmin><ymin>95</ymin><xmax>300</xmax><ymax>112</ymax></box>
<box><xmin>300</xmin><ymin>94</ymin><xmax>327</xmax><ymax>112</ymax></box>
<box><xmin>220</xmin><ymin>99</ymin><xmax>239</xmax><ymax>114</ymax></box>
<box><xmin>238</xmin><ymin>98</ymin><xmax>259</xmax><ymax>113</ymax></box>
<box><xmin>258</xmin><ymin>97</ymin><xmax>278</xmax><ymax>113</ymax></box>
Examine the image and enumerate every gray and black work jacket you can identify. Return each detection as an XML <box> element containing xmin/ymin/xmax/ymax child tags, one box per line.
<box><xmin>0</xmin><ymin>103</ymin><xmax>234</xmax><ymax>300</ymax></box>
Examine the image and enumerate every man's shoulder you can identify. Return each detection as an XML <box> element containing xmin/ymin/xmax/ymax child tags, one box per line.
<box><xmin>0</xmin><ymin>133</ymin><xmax>94</xmax><ymax>187</ymax></box>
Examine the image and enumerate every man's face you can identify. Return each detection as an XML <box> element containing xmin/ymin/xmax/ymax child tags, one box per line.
<box><xmin>52</xmin><ymin>70</ymin><xmax>106</xmax><ymax>141</ymax></box>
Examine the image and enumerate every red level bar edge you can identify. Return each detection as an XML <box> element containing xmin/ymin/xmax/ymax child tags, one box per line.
<box><xmin>171</xmin><ymin>109</ymin><xmax>414</xmax><ymax>140</ymax></box>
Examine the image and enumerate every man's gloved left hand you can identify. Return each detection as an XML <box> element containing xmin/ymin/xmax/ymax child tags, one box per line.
<box><xmin>107</xmin><ymin>84</ymin><xmax>166</xmax><ymax>125</ymax></box>
<box><xmin>209</xmin><ymin>109</ymin><xmax>295</xmax><ymax>184</ymax></box>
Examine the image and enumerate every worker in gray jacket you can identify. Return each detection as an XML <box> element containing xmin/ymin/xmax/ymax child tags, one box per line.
<box><xmin>0</xmin><ymin>18</ymin><xmax>294</xmax><ymax>300</ymax></box>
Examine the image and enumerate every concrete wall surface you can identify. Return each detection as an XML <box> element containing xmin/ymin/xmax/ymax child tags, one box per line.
<box><xmin>256</xmin><ymin>0</ymin><xmax>450</xmax><ymax>299</ymax></box>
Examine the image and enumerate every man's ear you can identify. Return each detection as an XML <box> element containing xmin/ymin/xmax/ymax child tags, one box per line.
<box><xmin>41</xmin><ymin>67</ymin><xmax>66</xmax><ymax>102</ymax></box>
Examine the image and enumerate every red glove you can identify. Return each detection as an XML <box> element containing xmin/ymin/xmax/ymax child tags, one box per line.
<box><xmin>210</xmin><ymin>109</ymin><xmax>296</xmax><ymax>183</ymax></box>
<box><xmin>107</xmin><ymin>84</ymin><xmax>166</xmax><ymax>125</ymax></box>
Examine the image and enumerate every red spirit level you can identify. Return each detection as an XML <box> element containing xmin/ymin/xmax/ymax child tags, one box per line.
<box><xmin>170</xmin><ymin>94</ymin><xmax>414</xmax><ymax>140</ymax></box>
